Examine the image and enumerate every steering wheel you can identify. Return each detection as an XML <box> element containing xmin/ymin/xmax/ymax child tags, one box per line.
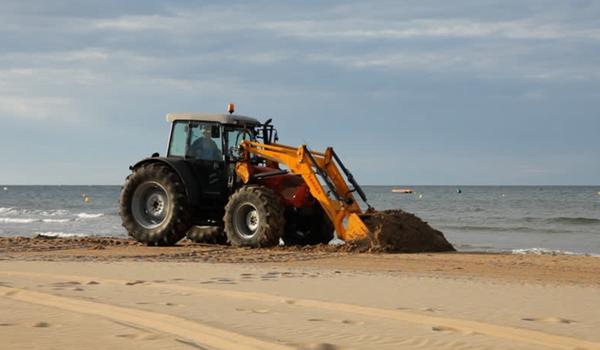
<box><xmin>235</xmin><ymin>128</ymin><xmax>253</xmax><ymax>146</ymax></box>
<box><xmin>230</xmin><ymin>129</ymin><xmax>253</xmax><ymax>160</ymax></box>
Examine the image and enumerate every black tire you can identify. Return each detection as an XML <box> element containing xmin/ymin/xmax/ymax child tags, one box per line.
<box><xmin>120</xmin><ymin>163</ymin><xmax>191</xmax><ymax>246</ymax></box>
<box><xmin>223</xmin><ymin>185</ymin><xmax>285</xmax><ymax>247</ymax></box>
<box><xmin>186</xmin><ymin>225</ymin><xmax>227</xmax><ymax>244</ymax></box>
<box><xmin>283</xmin><ymin>205</ymin><xmax>334</xmax><ymax>245</ymax></box>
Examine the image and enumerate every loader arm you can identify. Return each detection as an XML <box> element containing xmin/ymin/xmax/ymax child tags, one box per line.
<box><xmin>235</xmin><ymin>141</ymin><xmax>371</xmax><ymax>241</ymax></box>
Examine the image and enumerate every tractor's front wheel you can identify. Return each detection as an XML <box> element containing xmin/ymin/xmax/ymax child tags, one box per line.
<box><xmin>120</xmin><ymin>163</ymin><xmax>191</xmax><ymax>246</ymax></box>
<box><xmin>224</xmin><ymin>185</ymin><xmax>285</xmax><ymax>247</ymax></box>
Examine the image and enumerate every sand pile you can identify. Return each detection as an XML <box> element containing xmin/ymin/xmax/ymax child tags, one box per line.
<box><xmin>348</xmin><ymin>209</ymin><xmax>455</xmax><ymax>253</ymax></box>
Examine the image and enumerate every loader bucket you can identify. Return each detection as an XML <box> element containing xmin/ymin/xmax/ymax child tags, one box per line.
<box><xmin>345</xmin><ymin>209</ymin><xmax>455</xmax><ymax>253</ymax></box>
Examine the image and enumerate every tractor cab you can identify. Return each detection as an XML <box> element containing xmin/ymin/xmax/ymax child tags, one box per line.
<box><xmin>166</xmin><ymin>112</ymin><xmax>261</xmax><ymax>161</ymax></box>
<box><xmin>164</xmin><ymin>112</ymin><xmax>263</xmax><ymax>195</ymax></box>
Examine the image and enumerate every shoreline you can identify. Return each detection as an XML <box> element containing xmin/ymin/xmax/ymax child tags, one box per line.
<box><xmin>4</xmin><ymin>232</ymin><xmax>599</xmax><ymax>257</ymax></box>
<box><xmin>2</xmin><ymin>236</ymin><xmax>600</xmax><ymax>286</ymax></box>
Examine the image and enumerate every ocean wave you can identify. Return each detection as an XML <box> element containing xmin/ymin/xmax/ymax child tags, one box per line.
<box><xmin>511</xmin><ymin>248</ymin><xmax>599</xmax><ymax>257</ymax></box>
<box><xmin>0</xmin><ymin>217</ymin><xmax>39</xmax><ymax>224</ymax></box>
<box><xmin>0</xmin><ymin>208</ymin><xmax>69</xmax><ymax>217</ymax></box>
<box><xmin>41</xmin><ymin>218</ymin><xmax>71</xmax><ymax>223</ymax></box>
<box><xmin>441</xmin><ymin>225</ymin><xmax>571</xmax><ymax>234</ymax></box>
<box><xmin>522</xmin><ymin>216</ymin><xmax>600</xmax><ymax>225</ymax></box>
<box><xmin>35</xmin><ymin>232</ymin><xmax>89</xmax><ymax>238</ymax></box>
<box><xmin>546</xmin><ymin>217</ymin><xmax>600</xmax><ymax>225</ymax></box>
<box><xmin>0</xmin><ymin>207</ymin><xmax>15</xmax><ymax>215</ymax></box>
<box><xmin>39</xmin><ymin>209</ymin><xmax>70</xmax><ymax>217</ymax></box>
<box><xmin>76</xmin><ymin>213</ymin><xmax>104</xmax><ymax>219</ymax></box>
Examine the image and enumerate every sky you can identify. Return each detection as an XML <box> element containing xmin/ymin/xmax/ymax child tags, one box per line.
<box><xmin>0</xmin><ymin>0</ymin><xmax>599</xmax><ymax>185</ymax></box>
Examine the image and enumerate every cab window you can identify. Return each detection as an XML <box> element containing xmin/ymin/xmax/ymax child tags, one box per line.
<box><xmin>226</xmin><ymin>128</ymin><xmax>255</xmax><ymax>149</ymax></box>
<box><xmin>188</xmin><ymin>122</ymin><xmax>223</xmax><ymax>161</ymax></box>
<box><xmin>168</xmin><ymin>121</ymin><xmax>187</xmax><ymax>157</ymax></box>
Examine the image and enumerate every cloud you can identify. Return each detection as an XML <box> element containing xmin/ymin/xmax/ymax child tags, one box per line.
<box><xmin>261</xmin><ymin>18</ymin><xmax>600</xmax><ymax>41</ymax></box>
<box><xmin>90</xmin><ymin>15</ymin><xmax>176</xmax><ymax>32</ymax></box>
<box><xmin>305</xmin><ymin>44</ymin><xmax>600</xmax><ymax>82</ymax></box>
<box><xmin>0</xmin><ymin>1</ymin><xmax>599</xmax><ymax>184</ymax></box>
<box><xmin>0</xmin><ymin>95</ymin><xmax>76</xmax><ymax>121</ymax></box>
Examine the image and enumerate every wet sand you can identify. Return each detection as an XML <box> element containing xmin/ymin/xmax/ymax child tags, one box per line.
<box><xmin>1</xmin><ymin>236</ymin><xmax>600</xmax><ymax>349</ymax></box>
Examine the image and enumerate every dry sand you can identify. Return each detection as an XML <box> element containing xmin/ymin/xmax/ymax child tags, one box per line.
<box><xmin>1</xmin><ymin>237</ymin><xmax>600</xmax><ymax>350</ymax></box>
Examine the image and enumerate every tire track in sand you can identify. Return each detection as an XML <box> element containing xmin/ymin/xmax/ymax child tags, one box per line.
<box><xmin>0</xmin><ymin>285</ymin><xmax>292</xmax><ymax>350</ymax></box>
<box><xmin>2</xmin><ymin>270</ymin><xmax>600</xmax><ymax>350</ymax></box>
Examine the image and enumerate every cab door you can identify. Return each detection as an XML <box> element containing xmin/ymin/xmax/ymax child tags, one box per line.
<box><xmin>186</xmin><ymin>122</ymin><xmax>226</xmax><ymax>196</ymax></box>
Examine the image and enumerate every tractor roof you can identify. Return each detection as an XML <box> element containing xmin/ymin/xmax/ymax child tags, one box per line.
<box><xmin>166</xmin><ymin>113</ymin><xmax>260</xmax><ymax>126</ymax></box>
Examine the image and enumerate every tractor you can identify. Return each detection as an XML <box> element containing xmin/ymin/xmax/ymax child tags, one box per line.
<box><xmin>119</xmin><ymin>104</ymin><xmax>373</xmax><ymax>247</ymax></box>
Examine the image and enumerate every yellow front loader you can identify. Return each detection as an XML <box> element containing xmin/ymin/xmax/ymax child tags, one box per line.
<box><xmin>235</xmin><ymin>141</ymin><xmax>373</xmax><ymax>242</ymax></box>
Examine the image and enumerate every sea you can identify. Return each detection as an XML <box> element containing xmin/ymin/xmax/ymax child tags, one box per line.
<box><xmin>1</xmin><ymin>185</ymin><xmax>599</xmax><ymax>256</ymax></box>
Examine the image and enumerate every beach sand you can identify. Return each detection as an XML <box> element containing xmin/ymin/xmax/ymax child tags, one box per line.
<box><xmin>1</xmin><ymin>237</ymin><xmax>600</xmax><ymax>349</ymax></box>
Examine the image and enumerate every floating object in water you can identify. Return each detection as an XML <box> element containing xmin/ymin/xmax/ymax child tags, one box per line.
<box><xmin>501</xmin><ymin>194</ymin><xmax>506</xmax><ymax>197</ymax></box>
<box><xmin>2</xmin><ymin>187</ymin><xmax>6</xmax><ymax>191</ymax></box>
<box><xmin>597</xmin><ymin>192</ymin><xmax>600</xmax><ymax>196</ymax></box>
<box><xmin>82</xmin><ymin>194</ymin><xmax>91</xmax><ymax>203</ymax></box>
<box><xmin>418</xmin><ymin>194</ymin><xmax>423</xmax><ymax>199</ymax></box>
<box><xmin>392</xmin><ymin>188</ymin><xmax>414</xmax><ymax>193</ymax></box>
<box><xmin>456</xmin><ymin>188</ymin><xmax>462</xmax><ymax>194</ymax></box>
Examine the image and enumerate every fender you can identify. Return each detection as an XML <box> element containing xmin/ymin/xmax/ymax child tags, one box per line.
<box><xmin>131</xmin><ymin>157</ymin><xmax>202</xmax><ymax>206</ymax></box>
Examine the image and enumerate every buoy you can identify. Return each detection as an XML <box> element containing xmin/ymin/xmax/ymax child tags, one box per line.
<box><xmin>501</xmin><ymin>194</ymin><xmax>506</xmax><ymax>197</ymax></box>
<box><xmin>418</xmin><ymin>194</ymin><xmax>423</xmax><ymax>199</ymax></box>
<box><xmin>597</xmin><ymin>191</ymin><xmax>600</xmax><ymax>196</ymax></box>
<box><xmin>2</xmin><ymin>187</ymin><xmax>6</xmax><ymax>191</ymax></box>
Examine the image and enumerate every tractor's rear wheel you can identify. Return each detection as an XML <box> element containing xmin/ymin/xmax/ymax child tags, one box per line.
<box><xmin>120</xmin><ymin>163</ymin><xmax>191</xmax><ymax>246</ymax></box>
<box><xmin>284</xmin><ymin>205</ymin><xmax>334</xmax><ymax>245</ymax></box>
<box><xmin>224</xmin><ymin>185</ymin><xmax>285</xmax><ymax>247</ymax></box>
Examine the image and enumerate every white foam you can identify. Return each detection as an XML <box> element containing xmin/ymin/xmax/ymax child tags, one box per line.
<box><xmin>0</xmin><ymin>217</ymin><xmax>38</xmax><ymax>224</ymax></box>
<box><xmin>0</xmin><ymin>208</ymin><xmax>69</xmax><ymax>217</ymax></box>
<box><xmin>76</xmin><ymin>213</ymin><xmax>104</xmax><ymax>219</ymax></box>
<box><xmin>511</xmin><ymin>247</ymin><xmax>598</xmax><ymax>257</ymax></box>
<box><xmin>42</xmin><ymin>219</ymin><xmax>71</xmax><ymax>223</ymax></box>
<box><xmin>0</xmin><ymin>207</ymin><xmax>15</xmax><ymax>215</ymax></box>
<box><xmin>40</xmin><ymin>209</ymin><xmax>69</xmax><ymax>217</ymax></box>
<box><xmin>35</xmin><ymin>232</ymin><xmax>89</xmax><ymax>238</ymax></box>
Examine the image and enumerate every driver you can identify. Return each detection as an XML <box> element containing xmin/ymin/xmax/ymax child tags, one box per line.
<box><xmin>190</xmin><ymin>126</ymin><xmax>222</xmax><ymax>161</ymax></box>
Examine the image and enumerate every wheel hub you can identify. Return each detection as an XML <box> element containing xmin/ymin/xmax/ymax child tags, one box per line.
<box><xmin>234</xmin><ymin>203</ymin><xmax>260</xmax><ymax>238</ymax></box>
<box><xmin>146</xmin><ymin>193</ymin><xmax>165</xmax><ymax>216</ymax></box>
<box><xmin>245</xmin><ymin>210</ymin><xmax>259</xmax><ymax>231</ymax></box>
<box><xmin>131</xmin><ymin>181</ymin><xmax>169</xmax><ymax>229</ymax></box>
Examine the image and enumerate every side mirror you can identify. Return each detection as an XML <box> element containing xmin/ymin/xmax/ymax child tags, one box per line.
<box><xmin>211</xmin><ymin>125</ymin><xmax>220</xmax><ymax>138</ymax></box>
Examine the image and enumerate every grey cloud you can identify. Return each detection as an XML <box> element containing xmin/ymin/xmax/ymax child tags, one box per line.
<box><xmin>0</xmin><ymin>0</ymin><xmax>599</xmax><ymax>184</ymax></box>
